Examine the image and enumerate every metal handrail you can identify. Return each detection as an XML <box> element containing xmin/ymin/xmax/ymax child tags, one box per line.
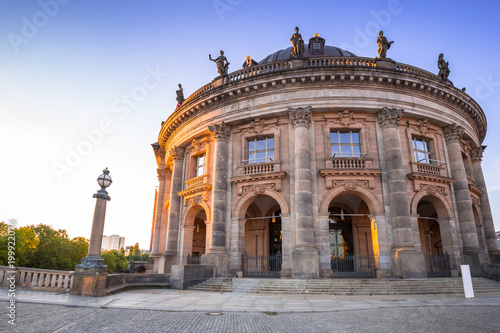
<box><xmin>415</xmin><ymin>158</ymin><xmax>447</xmax><ymax>167</ymax></box>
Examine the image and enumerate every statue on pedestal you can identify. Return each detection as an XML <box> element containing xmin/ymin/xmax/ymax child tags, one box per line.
<box><xmin>437</xmin><ymin>53</ymin><xmax>450</xmax><ymax>80</ymax></box>
<box><xmin>376</xmin><ymin>31</ymin><xmax>394</xmax><ymax>58</ymax></box>
<box><xmin>209</xmin><ymin>50</ymin><xmax>230</xmax><ymax>76</ymax></box>
<box><xmin>290</xmin><ymin>26</ymin><xmax>305</xmax><ymax>58</ymax></box>
<box><xmin>176</xmin><ymin>83</ymin><xmax>185</xmax><ymax>106</ymax></box>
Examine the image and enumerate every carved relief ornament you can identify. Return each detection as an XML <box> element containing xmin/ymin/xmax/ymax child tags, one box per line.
<box><xmin>419</xmin><ymin>184</ymin><xmax>448</xmax><ymax>196</ymax></box>
<box><xmin>331</xmin><ymin>180</ymin><xmax>371</xmax><ymax>190</ymax></box>
<box><xmin>338</xmin><ymin>109</ymin><xmax>354</xmax><ymax>127</ymax></box>
<box><xmin>377</xmin><ymin>107</ymin><xmax>403</xmax><ymax>129</ymax></box>
<box><xmin>208</xmin><ymin>121</ymin><xmax>230</xmax><ymax>142</ymax></box>
<box><xmin>250</xmin><ymin>117</ymin><xmax>267</xmax><ymax>134</ymax></box>
<box><xmin>289</xmin><ymin>107</ymin><xmax>312</xmax><ymax>129</ymax></box>
<box><xmin>242</xmin><ymin>183</ymin><xmax>276</xmax><ymax>195</ymax></box>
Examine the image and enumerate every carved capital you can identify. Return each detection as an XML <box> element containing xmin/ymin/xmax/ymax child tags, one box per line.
<box><xmin>471</xmin><ymin>146</ymin><xmax>486</xmax><ymax>163</ymax></box>
<box><xmin>377</xmin><ymin>107</ymin><xmax>403</xmax><ymax>129</ymax></box>
<box><xmin>169</xmin><ymin>146</ymin><xmax>185</xmax><ymax>161</ymax></box>
<box><xmin>289</xmin><ymin>107</ymin><xmax>312</xmax><ymax>129</ymax></box>
<box><xmin>157</xmin><ymin>168</ymin><xmax>166</xmax><ymax>180</ymax></box>
<box><xmin>209</xmin><ymin>121</ymin><xmax>230</xmax><ymax>142</ymax></box>
<box><xmin>443</xmin><ymin>124</ymin><xmax>464</xmax><ymax>144</ymax></box>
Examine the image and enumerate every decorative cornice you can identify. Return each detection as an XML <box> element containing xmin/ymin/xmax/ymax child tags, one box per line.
<box><xmin>230</xmin><ymin>171</ymin><xmax>287</xmax><ymax>184</ymax></box>
<box><xmin>377</xmin><ymin>107</ymin><xmax>403</xmax><ymax>129</ymax></box>
<box><xmin>169</xmin><ymin>146</ymin><xmax>185</xmax><ymax>160</ymax></box>
<box><xmin>158</xmin><ymin>59</ymin><xmax>487</xmax><ymax>150</ymax></box>
<box><xmin>406</xmin><ymin>172</ymin><xmax>454</xmax><ymax>185</ymax></box>
<box><xmin>469</xmin><ymin>183</ymin><xmax>484</xmax><ymax>197</ymax></box>
<box><xmin>289</xmin><ymin>107</ymin><xmax>312</xmax><ymax>129</ymax></box>
<box><xmin>319</xmin><ymin>169</ymin><xmax>381</xmax><ymax>178</ymax></box>
<box><xmin>208</xmin><ymin>121</ymin><xmax>230</xmax><ymax>142</ymax></box>
<box><xmin>471</xmin><ymin>145</ymin><xmax>486</xmax><ymax>163</ymax></box>
<box><xmin>443</xmin><ymin>123</ymin><xmax>464</xmax><ymax>144</ymax></box>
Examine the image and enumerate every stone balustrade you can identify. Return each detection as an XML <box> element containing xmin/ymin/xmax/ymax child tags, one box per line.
<box><xmin>185</xmin><ymin>174</ymin><xmax>209</xmax><ymax>189</ymax></box>
<box><xmin>331</xmin><ymin>156</ymin><xmax>367</xmax><ymax>169</ymax></box>
<box><xmin>411</xmin><ymin>162</ymin><xmax>444</xmax><ymax>176</ymax></box>
<box><xmin>242</xmin><ymin>161</ymin><xmax>280</xmax><ymax>175</ymax></box>
<box><xmin>159</xmin><ymin>56</ymin><xmax>486</xmax><ymax>151</ymax></box>
<box><xmin>228</xmin><ymin>62</ymin><xmax>289</xmax><ymax>82</ymax></box>
<box><xmin>0</xmin><ymin>266</ymin><xmax>74</xmax><ymax>291</ymax></box>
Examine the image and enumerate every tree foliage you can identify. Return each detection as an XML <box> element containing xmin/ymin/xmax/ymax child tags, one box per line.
<box><xmin>101</xmin><ymin>250</ymin><xmax>129</xmax><ymax>273</ymax></box>
<box><xmin>0</xmin><ymin>222</ymin><xmax>88</xmax><ymax>271</ymax></box>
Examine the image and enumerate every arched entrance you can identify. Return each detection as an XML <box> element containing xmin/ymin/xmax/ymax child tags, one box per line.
<box><xmin>417</xmin><ymin>197</ymin><xmax>451</xmax><ymax>277</ymax></box>
<box><xmin>242</xmin><ymin>195</ymin><xmax>282</xmax><ymax>277</ymax></box>
<box><xmin>327</xmin><ymin>193</ymin><xmax>376</xmax><ymax>277</ymax></box>
<box><xmin>181</xmin><ymin>205</ymin><xmax>209</xmax><ymax>265</ymax></box>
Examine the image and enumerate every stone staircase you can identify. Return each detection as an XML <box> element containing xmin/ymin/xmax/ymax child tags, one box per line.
<box><xmin>189</xmin><ymin>277</ymin><xmax>500</xmax><ymax>296</ymax></box>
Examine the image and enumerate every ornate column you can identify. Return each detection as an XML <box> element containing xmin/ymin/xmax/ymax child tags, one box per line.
<box><xmin>471</xmin><ymin>146</ymin><xmax>500</xmax><ymax>262</ymax></box>
<box><xmin>202</xmin><ymin>121</ymin><xmax>230</xmax><ymax>276</ymax></box>
<box><xmin>162</xmin><ymin>146</ymin><xmax>185</xmax><ymax>273</ymax></box>
<box><xmin>289</xmin><ymin>107</ymin><xmax>320</xmax><ymax>279</ymax></box>
<box><xmin>150</xmin><ymin>149</ymin><xmax>166</xmax><ymax>257</ymax></box>
<box><xmin>377</xmin><ymin>107</ymin><xmax>426</xmax><ymax>278</ymax></box>
<box><xmin>443</xmin><ymin>124</ymin><xmax>482</xmax><ymax>274</ymax></box>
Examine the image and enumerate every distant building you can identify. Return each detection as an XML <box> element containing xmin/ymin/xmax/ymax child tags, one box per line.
<box><xmin>102</xmin><ymin>234</ymin><xmax>125</xmax><ymax>251</ymax></box>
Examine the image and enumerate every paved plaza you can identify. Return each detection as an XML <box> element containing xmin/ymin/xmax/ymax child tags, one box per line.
<box><xmin>2</xmin><ymin>288</ymin><xmax>500</xmax><ymax>332</ymax></box>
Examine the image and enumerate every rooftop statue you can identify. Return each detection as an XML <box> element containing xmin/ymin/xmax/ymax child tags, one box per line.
<box><xmin>176</xmin><ymin>83</ymin><xmax>185</xmax><ymax>107</ymax></box>
<box><xmin>209</xmin><ymin>50</ymin><xmax>230</xmax><ymax>76</ymax></box>
<box><xmin>438</xmin><ymin>53</ymin><xmax>450</xmax><ymax>80</ymax></box>
<box><xmin>242</xmin><ymin>56</ymin><xmax>258</xmax><ymax>68</ymax></box>
<box><xmin>290</xmin><ymin>26</ymin><xmax>305</xmax><ymax>58</ymax></box>
<box><xmin>376</xmin><ymin>31</ymin><xmax>394</xmax><ymax>58</ymax></box>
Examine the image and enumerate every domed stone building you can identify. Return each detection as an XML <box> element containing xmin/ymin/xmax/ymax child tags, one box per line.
<box><xmin>148</xmin><ymin>31</ymin><xmax>499</xmax><ymax>281</ymax></box>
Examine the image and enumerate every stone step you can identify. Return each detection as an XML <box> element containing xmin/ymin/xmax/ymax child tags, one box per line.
<box><xmin>189</xmin><ymin>277</ymin><xmax>500</xmax><ymax>295</ymax></box>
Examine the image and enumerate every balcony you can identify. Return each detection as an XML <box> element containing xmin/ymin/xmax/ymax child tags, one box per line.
<box><xmin>331</xmin><ymin>153</ymin><xmax>368</xmax><ymax>169</ymax></box>
<box><xmin>241</xmin><ymin>160</ymin><xmax>280</xmax><ymax>175</ymax></box>
<box><xmin>185</xmin><ymin>174</ymin><xmax>209</xmax><ymax>189</ymax></box>
<box><xmin>410</xmin><ymin>160</ymin><xmax>446</xmax><ymax>177</ymax></box>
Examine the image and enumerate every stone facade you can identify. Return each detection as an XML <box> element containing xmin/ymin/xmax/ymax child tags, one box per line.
<box><xmin>148</xmin><ymin>41</ymin><xmax>498</xmax><ymax>279</ymax></box>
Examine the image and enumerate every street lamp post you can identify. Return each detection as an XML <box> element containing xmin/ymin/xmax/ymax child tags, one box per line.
<box><xmin>71</xmin><ymin>168</ymin><xmax>112</xmax><ymax>296</ymax></box>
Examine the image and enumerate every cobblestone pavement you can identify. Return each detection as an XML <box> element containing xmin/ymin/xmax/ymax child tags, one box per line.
<box><xmin>2</xmin><ymin>302</ymin><xmax>500</xmax><ymax>333</ymax></box>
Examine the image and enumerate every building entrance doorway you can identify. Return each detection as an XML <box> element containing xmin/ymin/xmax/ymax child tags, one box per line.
<box><xmin>242</xmin><ymin>197</ymin><xmax>282</xmax><ymax>277</ymax></box>
<box><xmin>328</xmin><ymin>195</ymin><xmax>376</xmax><ymax>278</ymax></box>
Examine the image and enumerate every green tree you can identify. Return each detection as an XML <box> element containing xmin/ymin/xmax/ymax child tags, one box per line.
<box><xmin>141</xmin><ymin>253</ymin><xmax>149</xmax><ymax>261</ymax></box>
<box><xmin>102</xmin><ymin>250</ymin><xmax>129</xmax><ymax>273</ymax></box>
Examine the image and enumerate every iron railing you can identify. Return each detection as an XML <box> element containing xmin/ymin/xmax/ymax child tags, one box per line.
<box><xmin>425</xmin><ymin>253</ymin><xmax>451</xmax><ymax>277</ymax></box>
<box><xmin>241</xmin><ymin>251</ymin><xmax>282</xmax><ymax>278</ymax></box>
<box><xmin>330</xmin><ymin>255</ymin><xmax>377</xmax><ymax>278</ymax></box>
<box><xmin>186</xmin><ymin>254</ymin><xmax>201</xmax><ymax>265</ymax></box>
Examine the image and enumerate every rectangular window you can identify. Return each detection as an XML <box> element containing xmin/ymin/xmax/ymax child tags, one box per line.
<box><xmin>193</xmin><ymin>154</ymin><xmax>205</xmax><ymax>177</ymax></box>
<box><xmin>247</xmin><ymin>137</ymin><xmax>274</xmax><ymax>164</ymax></box>
<box><xmin>413</xmin><ymin>137</ymin><xmax>432</xmax><ymax>164</ymax></box>
<box><xmin>330</xmin><ymin>131</ymin><xmax>361</xmax><ymax>157</ymax></box>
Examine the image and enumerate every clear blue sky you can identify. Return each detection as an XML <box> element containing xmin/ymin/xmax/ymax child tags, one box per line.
<box><xmin>1</xmin><ymin>0</ymin><xmax>500</xmax><ymax>249</ymax></box>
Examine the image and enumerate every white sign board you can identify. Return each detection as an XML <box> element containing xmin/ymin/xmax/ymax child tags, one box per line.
<box><xmin>461</xmin><ymin>265</ymin><xmax>474</xmax><ymax>298</ymax></box>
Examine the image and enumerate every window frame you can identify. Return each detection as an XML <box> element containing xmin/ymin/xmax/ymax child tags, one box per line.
<box><xmin>246</xmin><ymin>136</ymin><xmax>275</xmax><ymax>164</ymax></box>
<box><xmin>330</xmin><ymin>130</ymin><xmax>362</xmax><ymax>158</ymax></box>
<box><xmin>193</xmin><ymin>153</ymin><xmax>206</xmax><ymax>178</ymax></box>
<box><xmin>412</xmin><ymin>136</ymin><xmax>433</xmax><ymax>165</ymax></box>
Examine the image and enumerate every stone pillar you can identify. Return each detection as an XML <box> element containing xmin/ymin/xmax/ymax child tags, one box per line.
<box><xmin>229</xmin><ymin>217</ymin><xmax>245</xmax><ymax>276</ymax></box>
<box><xmin>371</xmin><ymin>214</ymin><xmax>392</xmax><ymax>278</ymax></box>
<box><xmin>71</xmin><ymin>169</ymin><xmax>111</xmax><ymax>297</ymax></box>
<box><xmin>289</xmin><ymin>107</ymin><xmax>320</xmax><ymax>279</ymax></box>
<box><xmin>181</xmin><ymin>225</ymin><xmax>195</xmax><ymax>264</ymax></box>
<box><xmin>150</xmin><ymin>160</ymin><xmax>166</xmax><ymax>272</ymax></box>
<box><xmin>444</xmin><ymin>124</ymin><xmax>482</xmax><ymax>275</ymax></box>
<box><xmin>377</xmin><ymin>107</ymin><xmax>426</xmax><ymax>279</ymax></box>
<box><xmin>162</xmin><ymin>146</ymin><xmax>185</xmax><ymax>273</ymax></box>
<box><xmin>318</xmin><ymin>213</ymin><xmax>333</xmax><ymax>278</ymax></box>
<box><xmin>201</xmin><ymin>121</ymin><xmax>230</xmax><ymax>277</ymax></box>
<box><xmin>471</xmin><ymin>146</ymin><xmax>500</xmax><ymax>263</ymax></box>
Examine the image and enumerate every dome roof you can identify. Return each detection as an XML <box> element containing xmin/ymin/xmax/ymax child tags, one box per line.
<box><xmin>258</xmin><ymin>45</ymin><xmax>356</xmax><ymax>64</ymax></box>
